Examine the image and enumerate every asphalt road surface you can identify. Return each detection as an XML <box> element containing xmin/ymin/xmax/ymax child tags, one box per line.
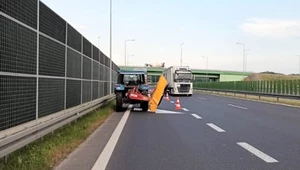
<box><xmin>55</xmin><ymin>92</ymin><xmax>300</xmax><ymax>170</ymax></box>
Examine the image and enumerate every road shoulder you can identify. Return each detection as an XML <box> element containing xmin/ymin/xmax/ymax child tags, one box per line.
<box><xmin>54</xmin><ymin>111</ymin><xmax>124</xmax><ymax>170</ymax></box>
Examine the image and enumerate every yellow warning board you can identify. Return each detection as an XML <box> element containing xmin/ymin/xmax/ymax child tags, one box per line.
<box><xmin>148</xmin><ymin>75</ymin><xmax>167</xmax><ymax>112</ymax></box>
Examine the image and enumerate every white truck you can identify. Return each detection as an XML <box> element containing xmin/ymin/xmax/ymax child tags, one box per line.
<box><xmin>162</xmin><ymin>66</ymin><xmax>193</xmax><ymax>96</ymax></box>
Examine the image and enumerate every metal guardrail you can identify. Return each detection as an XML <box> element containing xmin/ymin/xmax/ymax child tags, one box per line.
<box><xmin>0</xmin><ymin>95</ymin><xmax>115</xmax><ymax>159</ymax></box>
<box><xmin>194</xmin><ymin>88</ymin><xmax>300</xmax><ymax>101</ymax></box>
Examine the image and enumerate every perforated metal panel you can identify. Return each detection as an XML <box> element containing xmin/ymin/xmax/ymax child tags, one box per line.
<box><xmin>103</xmin><ymin>55</ymin><xmax>107</xmax><ymax>67</ymax></box>
<box><xmin>107</xmin><ymin>57</ymin><xmax>110</xmax><ymax>68</ymax></box>
<box><xmin>100</xmin><ymin>51</ymin><xmax>104</xmax><ymax>65</ymax></box>
<box><xmin>98</xmin><ymin>81</ymin><xmax>101</xmax><ymax>98</ymax></box>
<box><xmin>66</xmin><ymin>80</ymin><xmax>81</xmax><ymax>109</ymax></box>
<box><xmin>99</xmin><ymin>82</ymin><xmax>104</xmax><ymax>97</ymax></box>
<box><xmin>67</xmin><ymin>48</ymin><xmax>81</xmax><ymax>78</ymax></box>
<box><xmin>104</xmin><ymin>67</ymin><xmax>108</xmax><ymax>81</ymax></box>
<box><xmin>83</xmin><ymin>56</ymin><xmax>91</xmax><ymax>80</ymax></box>
<box><xmin>93</xmin><ymin>61</ymin><xmax>99</xmax><ymax>80</ymax></box>
<box><xmin>67</xmin><ymin>24</ymin><xmax>81</xmax><ymax>52</ymax></box>
<box><xmin>106</xmin><ymin>56</ymin><xmax>109</xmax><ymax>67</ymax></box>
<box><xmin>92</xmin><ymin>81</ymin><xmax>99</xmax><ymax>100</ymax></box>
<box><xmin>0</xmin><ymin>15</ymin><xmax>37</xmax><ymax>74</ymax></box>
<box><xmin>39</xmin><ymin>78</ymin><xmax>64</xmax><ymax>118</ymax></box>
<box><xmin>104</xmin><ymin>82</ymin><xmax>108</xmax><ymax>96</ymax></box>
<box><xmin>83</xmin><ymin>37</ymin><xmax>91</xmax><ymax>58</ymax></box>
<box><xmin>82</xmin><ymin>81</ymin><xmax>91</xmax><ymax>103</ymax></box>
<box><xmin>0</xmin><ymin>75</ymin><xmax>36</xmax><ymax>131</ymax></box>
<box><xmin>99</xmin><ymin>65</ymin><xmax>104</xmax><ymax>81</ymax></box>
<box><xmin>39</xmin><ymin>2</ymin><xmax>66</xmax><ymax>43</ymax></box>
<box><xmin>93</xmin><ymin>46</ymin><xmax>99</xmax><ymax>62</ymax></box>
<box><xmin>0</xmin><ymin>0</ymin><xmax>37</xmax><ymax>29</ymax></box>
<box><xmin>39</xmin><ymin>35</ymin><xmax>65</xmax><ymax>77</ymax></box>
<box><xmin>0</xmin><ymin>0</ymin><xmax>120</xmax><ymax>131</ymax></box>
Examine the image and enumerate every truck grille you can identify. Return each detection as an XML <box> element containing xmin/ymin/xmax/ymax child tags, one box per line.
<box><xmin>178</xmin><ymin>84</ymin><xmax>190</xmax><ymax>92</ymax></box>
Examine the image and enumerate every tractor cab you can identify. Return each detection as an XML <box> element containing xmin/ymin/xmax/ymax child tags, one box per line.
<box><xmin>114</xmin><ymin>70</ymin><xmax>150</xmax><ymax>111</ymax></box>
<box><xmin>115</xmin><ymin>70</ymin><xmax>150</xmax><ymax>93</ymax></box>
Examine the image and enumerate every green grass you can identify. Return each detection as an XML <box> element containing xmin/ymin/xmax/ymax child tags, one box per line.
<box><xmin>248</xmin><ymin>73</ymin><xmax>300</xmax><ymax>81</ymax></box>
<box><xmin>0</xmin><ymin>100</ymin><xmax>116</xmax><ymax>170</ymax></box>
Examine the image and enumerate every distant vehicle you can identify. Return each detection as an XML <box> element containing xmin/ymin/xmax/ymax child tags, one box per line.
<box><xmin>163</xmin><ymin>66</ymin><xmax>193</xmax><ymax>96</ymax></box>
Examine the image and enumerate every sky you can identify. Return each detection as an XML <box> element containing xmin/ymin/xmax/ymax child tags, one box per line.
<box><xmin>41</xmin><ymin>0</ymin><xmax>300</xmax><ymax>74</ymax></box>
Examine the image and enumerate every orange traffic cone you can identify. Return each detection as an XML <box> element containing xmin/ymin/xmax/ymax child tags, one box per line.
<box><xmin>165</xmin><ymin>92</ymin><xmax>170</xmax><ymax>101</ymax></box>
<box><xmin>175</xmin><ymin>97</ymin><xmax>181</xmax><ymax>110</ymax></box>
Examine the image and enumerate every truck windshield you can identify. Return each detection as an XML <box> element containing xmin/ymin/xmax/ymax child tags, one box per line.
<box><xmin>175</xmin><ymin>73</ymin><xmax>192</xmax><ymax>80</ymax></box>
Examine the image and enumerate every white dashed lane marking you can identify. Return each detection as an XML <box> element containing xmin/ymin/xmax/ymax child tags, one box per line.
<box><xmin>182</xmin><ymin>108</ymin><xmax>189</xmax><ymax>112</ymax></box>
<box><xmin>191</xmin><ymin>114</ymin><xmax>202</xmax><ymax>119</ymax></box>
<box><xmin>237</xmin><ymin>142</ymin><xmax>279</xmax><ymax>163</ymax></box>
<box><xmin>228</xmin><ymin>104</ymin><xmax>248</xmax><ymax>110</ymax></box>
<box><xmin>206</xmin><ymin>123</ymin><xmax>226</xmax><ymax>132</ymax></box>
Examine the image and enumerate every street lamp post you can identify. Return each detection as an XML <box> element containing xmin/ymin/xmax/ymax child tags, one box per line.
<box><xmin>125</xmin><ymin>39</ymin><xmax>135</xmax><ymax>66</ymax></box>
<box><xmin>98</xmin><ymin>36</ymin><xmax>100</xmax><ymax>49</ymax></box>
<box><xmin>180</xmin><ymin>43</ymin><xmax>184</xmax><ymax>66</ymax></box>
<box><xmin>126</xmin><ymin>54</ymin><xmax>134</xmax><ymax>66</ymax></box>
<box><xmin>202</xmin><ymin>56</ymin><xmax>208</xmax><ymax>82</ymax></box>
<box><xmin>109</xmin><ymin>0</ymin><xmax>112</xmax><ymax>94</ymax></box>
<box><xmin>236</xmin><ymin>42</ymin><xmax>246</xmax><ymax>79</ymax></box>
<box><xmin>245</xmin><ymin>49</ymin><xmax>249</xmax><ymax>72</ymax></box>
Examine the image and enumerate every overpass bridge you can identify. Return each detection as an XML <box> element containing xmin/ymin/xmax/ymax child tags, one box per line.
<box><xmin>119</xmin><ymin>65</ymin><xmax>253</xmax><ymax>84</ymax></box>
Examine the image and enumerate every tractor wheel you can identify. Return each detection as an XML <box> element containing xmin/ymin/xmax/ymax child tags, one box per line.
<box><xmin>141</xmin><ymin>101</ymin><xmax>149</xmax><ymax>112</ymax></box>
<box><xmin>116</xmin><ymin>92</ymin><xmax>123</xmax><ymax>112</ymax></box>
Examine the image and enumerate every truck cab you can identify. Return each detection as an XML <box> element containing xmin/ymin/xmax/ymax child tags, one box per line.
<box><xmin>163</xmin><ymin>66</ymin><xmax>193</xmax><ymax>96</ymax></box>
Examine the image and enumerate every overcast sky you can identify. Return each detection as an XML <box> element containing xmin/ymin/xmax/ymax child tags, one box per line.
<box><xmin>41</xmin><ymin>0</ymin><xmax>300</xmax><ymax>74</ymax></box>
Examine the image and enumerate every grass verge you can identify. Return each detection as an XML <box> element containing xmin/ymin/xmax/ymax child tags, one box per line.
<box><xmin>198</xmin><ymin>90</ymin><xmax>300</xmax><ymax>107</ymax></box>
<box><xmin>0</xmin><ymin>100</ymin><xmax>116</xmax><ymax>170</ymax></box>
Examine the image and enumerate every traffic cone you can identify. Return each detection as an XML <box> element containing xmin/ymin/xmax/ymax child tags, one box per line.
<box><xmin>165</xmin><ymin>92</ymin><xmax>170</xmax><ymax>101</ymax></box>
<box><xmin>175</xmin><ymin>97</ymin><xmax>181</xmax><ymax>110</ymax></box>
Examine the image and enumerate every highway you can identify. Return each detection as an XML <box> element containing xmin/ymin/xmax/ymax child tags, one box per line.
<box><xmin>55</xmin><ymin>92</ymin><xmax>300</xmax><ymax>170</ymax></box>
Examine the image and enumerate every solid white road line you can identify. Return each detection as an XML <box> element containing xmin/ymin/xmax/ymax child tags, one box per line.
<box><xmin>206</xmin><ymin>123</ymin><xmax>226</xmax><ymax>132</ymax></box>
<box><xmin>191</xmin><ymin>113</ymin><xmax>202</xmax><ymax>119</ymax></box>
<box><xmin>182</xmin><ymin>108</ymin><xmax>189</xmax><ymax>111</ymax></box>
<box><xmin>156</xmin><ymin>109</ymin><xmax>183</xmax><ymax>114</ymax></box>
<box><xmin>237</xmin><ymin>142</ymin><xmax>279</xmax><ymax>163</ymax></box>
<box><xmin>198</xmin><ymin>97</ymin><xmax>206</xmax><ymax>100</ymax></box>
<box><xmin>228</xmin><ymin>104</ymin><xmax>248</xmax><ymax>110</ymax></box>
<box><xmin>91</xmin><ymin>105</ymin><xmax>132</xmax><ymax>170</ymax></box>
<box><xmin>170</xmin><ymin>101</ymin><xmax>174</xmax><ymax>103</ymax></box>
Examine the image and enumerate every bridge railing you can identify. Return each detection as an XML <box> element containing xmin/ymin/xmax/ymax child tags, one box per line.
<box><xmin>193</xmin><ymin>80</ymin><xmax>300</xmax><ymax>99</ymax></box>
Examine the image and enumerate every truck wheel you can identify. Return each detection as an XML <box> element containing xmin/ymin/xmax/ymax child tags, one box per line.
<box><xmin>116</xmin><ymin>92</ymin><xmax>123</xmax><ymax>112</ymax></box>
<box><xmin>141</xmin><ymin>101</ymin><xmax>149</xmax><ymax>112</ymax></box>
